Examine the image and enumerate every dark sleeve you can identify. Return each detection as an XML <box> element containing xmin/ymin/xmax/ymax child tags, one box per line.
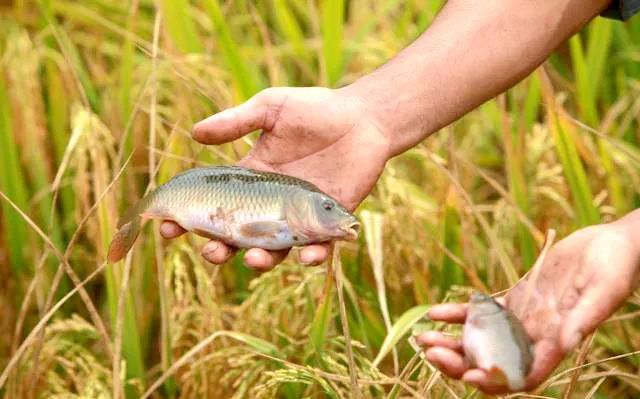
<box><xmin>602</xmin><ymin>0</ymin><xmax>640</xmax><ymax>20</ymax></box>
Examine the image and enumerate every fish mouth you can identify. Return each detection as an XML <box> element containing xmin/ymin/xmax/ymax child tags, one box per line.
<box><xmin>470</xmin><ymin>292</ymin><xmax>491</xmax><ymax>303</ymax></box>
<box><xmin>340</xmin><ymin>219</ymin><xmax>360</xmax><ymax>241</ymax></box>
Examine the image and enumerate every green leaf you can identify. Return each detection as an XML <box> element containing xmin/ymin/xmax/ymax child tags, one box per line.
<box><xmin>202</xmin><ymin>0</ymin><xmax>263</xmax><ymax>99</ymax></box>
<box><xmin>0</xmin><ymin>72</ymin><xmax>29</xmax><ymax>273</ymax></box>
<box><xmin>310</xmin><ymin>280</ymin><xmax>333</xmax><ymax>360</ymax></box>
<box><xmin>160</xmin><ymin>0</ymin><xmax>204</xmax><ymax>53</ymax></box>
<box><xmin>222</xmin><ymin>331</ymin><xmax>282</xmax><ymax>357</ymax></box>
<box><xmin>320</xmin><ymin>0</ymin><xmax>345</xmax><ymax>86</ymax></box>
<box><xmin>373</xmin><ymin>304</ymin><xmax>430</xmax><ymax>367</ymax></box>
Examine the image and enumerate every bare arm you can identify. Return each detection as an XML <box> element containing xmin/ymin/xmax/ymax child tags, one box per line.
<box><xmin>345</xmin><ymin>0</ymin><xmax>612</xmax><ymax>156</ymax></box>
<box><xmin>166</xmin><ymin>0</ymin><xmax>613</xmax><ymax>270</ymax></box>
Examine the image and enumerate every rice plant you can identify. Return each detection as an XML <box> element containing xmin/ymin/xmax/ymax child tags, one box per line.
<box><xmin>0</xmin><ymin>1</ymin><xmax>639</xmax><ymax>398</ymax></box>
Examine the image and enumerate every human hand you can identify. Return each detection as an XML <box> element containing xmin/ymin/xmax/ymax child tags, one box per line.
<box><xmin>161</xmin><ymin>87</ymin><xmax>390</xmax><ymax>269</ymax></box>
<box><xmin>417</xmin><ymin>216</ymin><xmax>640</xmax><ymax>394</ymax></box>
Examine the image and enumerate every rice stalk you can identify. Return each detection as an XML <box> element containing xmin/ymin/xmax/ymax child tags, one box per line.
<box><xmin>0</xmin><ymin>68</ymin><xmax>29</xmax><ymax>274</ymax></box>
<box><xmin>1</xmin><ymin>3</ymin><xmax>639</xmax><ymax>398</ymax></box>
<box><xmin>499</xmin><ymin>91</ymin><xmax>537</xmax><ymax>268</ymax></box>
<box><xmin>0</xmin><ymin>260</ymin><xmax>109</xmax><ymax>389</ymax></box>
<box><xmin>320</xmin><ymin>0</ymin><xmax>345</xmax><ymax>85</ymax></box>
<box><xmin>159</xmin><ymin>0</ymin><xmax>203</xmax><ymax>54</ymax></box>
<box><xmin>331</xmin><ymin>245</ymin><xmax>361</xmax><ymax>397</ymax></box>
<box><xmin>538</xmin><ymin>68</ymin><xmax>601</xmax><ymax>227</ymax></box>
<box><xmin>361</xmin><ymin>210</ymin><xmax>398</xmax><ymax>374</ymax></box>
<box><xmin>202</xmin><ymin>0</ymin><xmax>263</xmax><ymax>99</ymax></box>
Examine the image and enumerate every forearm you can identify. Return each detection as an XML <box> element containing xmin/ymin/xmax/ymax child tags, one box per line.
<box><xmin>342</xmin><ymin>0</ymin><xmax>611</xmax><ymax>157</ymax></box>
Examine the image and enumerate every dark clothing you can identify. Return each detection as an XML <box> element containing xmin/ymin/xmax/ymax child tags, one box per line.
<box><xmin>603</xmin><ymin>0</ymin><xmax>640</xmax><ymax>20</ymax></box>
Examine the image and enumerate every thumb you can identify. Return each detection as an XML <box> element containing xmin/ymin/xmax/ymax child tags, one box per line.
<box><xmin>192</xmin><ymin>88</ymin><xmax>283</xmax><ymax>145</ymax></box>
<box><xmin>560</xmin><ymin>281</ymin><xmax>622</xmax><ymax>353</ymax></box>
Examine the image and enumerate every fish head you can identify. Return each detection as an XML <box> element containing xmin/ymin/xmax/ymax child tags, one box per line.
<box><xmin>286</xmin><ymin>190</ymin><xmax>360</xmax><ymax>242</ymax></box>
<box><xmin>468</xmin><ymin>291</ymin><xmax>503</xmax><ymax>316</ymax></box>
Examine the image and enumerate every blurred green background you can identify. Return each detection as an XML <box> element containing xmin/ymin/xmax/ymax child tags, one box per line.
<box><xmin>0</xmin><ymin>0</ymin><xmax>639</xmax><ymax>398</ymax></box>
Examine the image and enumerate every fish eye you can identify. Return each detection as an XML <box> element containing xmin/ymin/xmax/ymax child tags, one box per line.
<box><xmin>322</xmin><ymin>200</ymin><xmax>334</xmax><ymax>211</ymax></box>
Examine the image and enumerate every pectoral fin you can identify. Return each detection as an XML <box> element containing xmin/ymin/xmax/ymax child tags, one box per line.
<box><xmin>239</xmin><ymin>221</ymin><xmax>282</xmax><ymax>238</ymax></box>
<box><xmin>487</xmin><ymin>366</ymin><xmax>508</xmax><ymax>385</ymax></box>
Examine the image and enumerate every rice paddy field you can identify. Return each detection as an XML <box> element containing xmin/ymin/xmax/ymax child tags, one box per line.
<box><xmin>0</xmin><ymin>1</ymin><xmax>639</xmax><ymax>398</ymax></box>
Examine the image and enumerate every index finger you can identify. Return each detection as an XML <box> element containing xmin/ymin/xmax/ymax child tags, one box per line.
<box><xmin>428</xmin><ymin>303</ymin><xmax>468</xmax><ymax>324</ymax></box>
<box><xmin>462</xmin><ymin>369</ymin><xmax>510</xmax><ymax>394</ymax></box>
<box><xmin>160</xmin><ymin>221</ymin><xmax>186</xmax><ymax>239</ymax></box>
<box><xmin>298</xmin><ymin>244</ymin><xmax>330</xmax><ymax>266</ymax></box>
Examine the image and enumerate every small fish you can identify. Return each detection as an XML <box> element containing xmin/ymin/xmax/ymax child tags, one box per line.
<box><xmin>108</xmin><ymin>166</ymin><xmax>360</xmax><ymax>262</ymax></box>
<box><xmin>462</xmin><ymin>292</ymin><xmax>534</xmax><ymax>391</ymax></box>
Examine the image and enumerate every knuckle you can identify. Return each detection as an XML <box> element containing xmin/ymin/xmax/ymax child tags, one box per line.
<box><xmin>250</xmin><ymin>88</ymin><xmax>287</xmax><ymax>132</ymax></box>
<box><xmin>254</xmin><ymin>87</ymin><xmax>279</xmax><ymax>104</ymax></box>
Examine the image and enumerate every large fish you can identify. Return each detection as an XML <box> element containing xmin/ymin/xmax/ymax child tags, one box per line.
<box><xmin>108</xmin><ymin>166</ymin><xmax>360</xmax><ymax>262</ymax></box>
<box><xmin>462</xmin><ymin>292</ymin><xmax>534</xmax><ymax>391</ymax></box>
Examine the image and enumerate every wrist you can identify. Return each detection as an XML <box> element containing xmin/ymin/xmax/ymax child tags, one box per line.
<box><xmin>339</xmin><ymin>78</ymin><xmax>433</xmax><ymax>158</ymax></box>
<box><xmin>335</xmin><ymin>83</ymin><xmax>394</xmax><ymax>162</ymax></box>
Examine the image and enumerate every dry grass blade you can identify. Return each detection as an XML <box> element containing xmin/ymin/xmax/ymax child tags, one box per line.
<box><xmin>563</xmin><ymin>111</ymin><xmax>640</xmax><ymax>165</ymax></box>
<box><xmin>408</xmin><ymin>337</ymin><xmax>461</xmax><ymax>399</ymax></box>
<box><xmin>361</xmin><ymin>210</ymin><xmax>398</xmax><ymax>375</ymax></box>
<box><xmin>113</xmin><ymin>250</ymin><xmax>135</xmax><ymax>399</ymax></box>
<box><xmin>540</xmin><ymin>349</ymin><xmax>640</xmax><ymax>390</ymax></box>
<box><xmin>10</xmin><ymin>253</ymin><xmax>48</xmax><ymax>354</ymax></box>
<box><xmin>454</xmin><ymin>154</ymin><xmax>545</xmax><ymax>244</ymax></box>
<box><xmin>517</xmin><ymin>229</ymin><xmax>556</xmax><ymax>316</ymax></box>
<box><xmin>425</xmin><ymin>150</ymin><xmax>519</xmax><ymax>285</ymax></box>
<box><xmin>24</xmin><ymin>151</ymin><xmax>134</xmax><ymax>392</ymax></box>
<box><xmin>584</xmin><ymin>376</ymin><xmax>608</xmax><ymax>399</ymax></box>
<box><xmin>385</xmin><ymin>346</ymin><xmax>425</xmax><ymax>399</ymax></box>
<box><xmin>0</xmin><ymin>190</ymin><xmax>112</xmax><ymax>356</ymax></box>
<box><xmin>0</xmin><ymin>261</ymin><xmax>109</xmax><ymax>388</ymax></box>
<box><xmin>141</xmin><ymin>331</ymin><xmax>282</xmax><ymax>399</ymax></box>
<box><xmin>562</xmin><ymin>333</ymin><xmax>596</xmax><ymax>399</ymax></box>
<box><xmin>331</xmin><ymin>244</ymin><xmax>361</xmax><ymax>398</ymax></box>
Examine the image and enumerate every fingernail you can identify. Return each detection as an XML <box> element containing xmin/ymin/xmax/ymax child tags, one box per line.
<box><xmin>202</xmin><ymin>241</ymin><xmax>220</xmax><ymax>258</ymax></box>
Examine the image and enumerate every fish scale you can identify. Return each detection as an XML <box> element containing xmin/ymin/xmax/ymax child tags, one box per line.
<box><xmin>107</xmin><ymin>166</ymin><xmax>359</xmax><ymax>262</ymax></box>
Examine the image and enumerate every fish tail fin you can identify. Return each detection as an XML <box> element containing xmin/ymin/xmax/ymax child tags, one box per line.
<box><xmin>108</xmin><ymin>215</ymin><xmax>142</xmax><ymax>263</ymax></box>
<box><xmin>108</xmin><ymin>194</ymin><xmax>152</xmax><ymax>262</ymax></box>
<box><xmin>117</xmin><ymin>195</ymin><xmax>151</xmax><ymax>228</ymax></box>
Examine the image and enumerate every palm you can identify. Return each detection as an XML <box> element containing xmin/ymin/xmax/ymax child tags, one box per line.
<box><xmin>419</xmin><ymin>223</ymin><xmax>639</xmax><ymax>394</ymax></box>
<box><xmin>236</xmin><ymin>87</ymin><xmax>388</xmax><ymax>211</ymax></box>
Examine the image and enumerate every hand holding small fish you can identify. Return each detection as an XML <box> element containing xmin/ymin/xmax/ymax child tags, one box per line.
<box><xmin>417</xmin><ymin>213</ymin><xmax>640</xmax><ymax>394</ymax></box>
<box><xmin>160</xmin><ymin>87</ymin><xmax>390</xmax><ymax>269</ymax></box>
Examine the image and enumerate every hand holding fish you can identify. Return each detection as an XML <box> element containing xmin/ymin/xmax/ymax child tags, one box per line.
<box><xmin>159</xmin><ymin>0</ymin><xmax>615</xmax><ymax>271</ymax></box>
<box><xmin>160</xmin><ymin>87</ymin><xmax>390</xmax><ymax>269</ymax></box>
<box><xmin>417</xmin><ymin>211</ymin><xmax>640</xmax><ymax>394</ymax></box>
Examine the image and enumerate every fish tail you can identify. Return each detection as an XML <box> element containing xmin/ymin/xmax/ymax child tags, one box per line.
<box><xmin>108</xmin><ymin>215</ymin><xmax>142</xmax><ymax>263</ymax></box>
<box><xmin>117</xmin><ymin>195</ymin><xmax>151</xmax><ymax>228</ymax></box>
<box><xmin>108</xmin><ymin>195</ymin><xmax>151</xmax><ymax>262</ymax></box>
